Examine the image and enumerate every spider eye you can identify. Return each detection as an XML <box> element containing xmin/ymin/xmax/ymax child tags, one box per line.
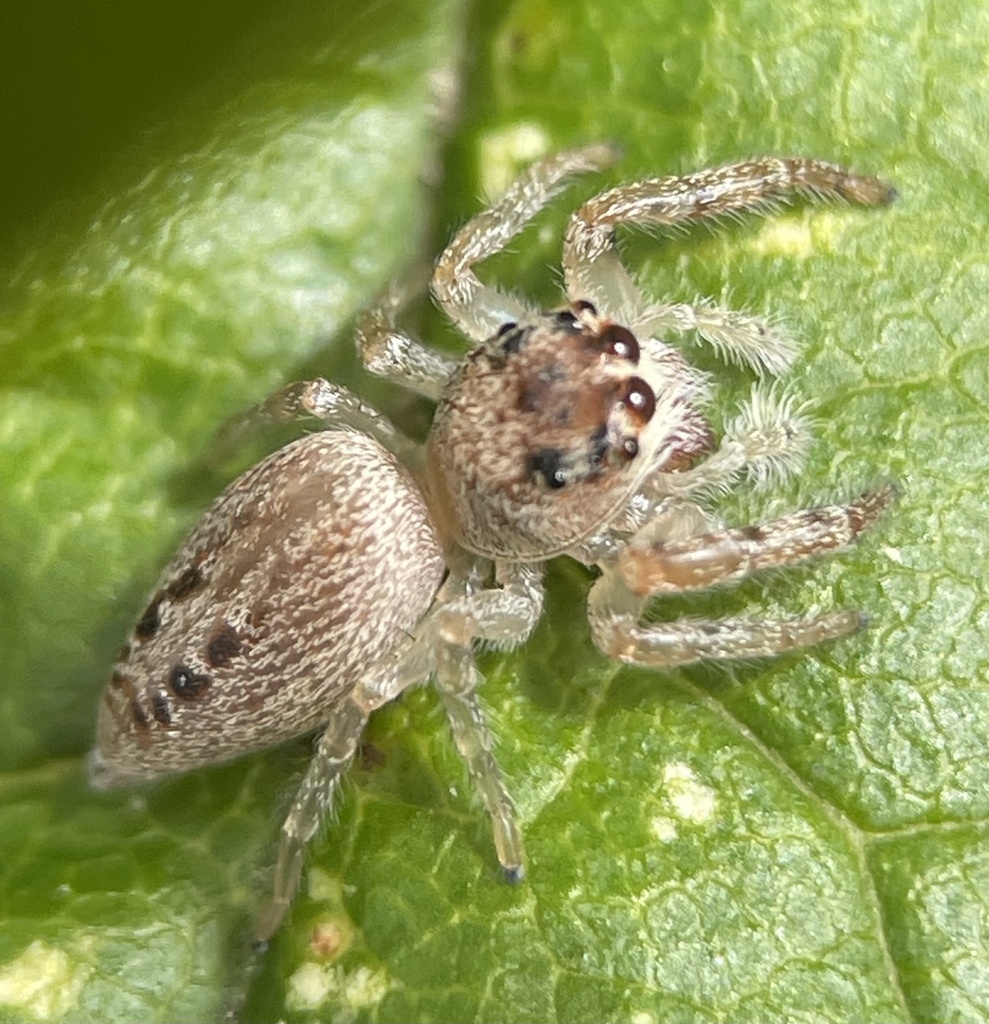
<box><xmin>599</xmin><ymin>324</ymin><xmax>640</xmax><ymax>364</ymax></box>
<box><xmin>526</xmin><ymin>449</ymin><xmax>568</xmax><ymax>489</ymax></box>
<box><xmin>620</xmin><ymin>437</ymin><xmax>639</xmax><ymax>460</ymax></box>
<box><xmin>619</xmin><ymin>377</ymin><xmax>656</xmax><ymax>423</ymax></box>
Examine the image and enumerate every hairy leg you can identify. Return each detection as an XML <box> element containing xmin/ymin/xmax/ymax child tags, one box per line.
<box><xmin>563</xmin><ymin>157</ymin><xmax>896</xmax><ymax>356</ymax></box>
<box><xmin>587</xmin><ymin>485</ymin><xmax>894</xmax><ymax>667</ymax></box>
<box><xmin>211</xmin><ymin>377</ymin><xmax>421</xmax><ymax>469</ymax></box>
<box><xmin>433</xmin><ymin>143</ymin><xmax>619</xmax><ymax>342</ymax></box>
<box><xmin>254</xmin><ymin>563</ymin><xmax>544</xmax><ymax>941</ymax></box>
<box><xmin>618</xmin><ymin>486</ymin><xmax>895</xmax><ymax>596</ymax></box>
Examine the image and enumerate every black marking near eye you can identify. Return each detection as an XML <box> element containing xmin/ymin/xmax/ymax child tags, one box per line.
<box><xmin>575</xmin><ymin>299</ymin><xmax>598</xmax><ymax>315</ymax></box>
<box><xmin>168</xmin><ymin>664</ymin><xmax>212</xmax><ymax>700</ymax></box>
<box><xmin>527</xmin><ymin>449</ymin><xmax>568</xmax><ymax>490</ymax></box>
<box><xmin>151</xmin><ymin>691</ymin><xmax>173</xmax><ymax>726</ymax></box>
<box><xmin>498</xmin><ymin>324</ymin><xmax>533</xmax><ymax>356</ymax></box>
<box><xmin>496</xmin><ymin>321</ymin><xmax>518</xmax><ymax>337</ymax></box>
<box><xmin>206</xmin><ymin>623</ymin><xmax>243</xmax><ymax>668</ymax></box>
<box><xmin>135</xmin><ymin>595</ymin><xmax>163</xmax><ymax>640</ymax></box>
<box><xmin>619</xmin><ymin>377</ymin><xmax>656</xmax><ymax>423</ymax></box>
<box><xmin>551</xmin><ymin>309</ymin><xmax>581</xmax><ymax>332</ymax></box>
<box><xmin>588</xmin><ymin>424</ymin><xmax>610</xmax><ymax>469</ymax></box>
<box><xmin>599</xmin><ymin>324</ymin><xmax>640</xmax><ymax>364</ymax></box>
<box><xmin>165</xmin><ymin>566</ymin><xmax>205</xmax><ymax>601</ymax></box>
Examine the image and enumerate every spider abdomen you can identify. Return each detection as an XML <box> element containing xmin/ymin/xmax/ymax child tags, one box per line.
<box><xmin>91</xmin><ymin>431</ymin><xmax>445</xmax><ymax>787</ymax></box>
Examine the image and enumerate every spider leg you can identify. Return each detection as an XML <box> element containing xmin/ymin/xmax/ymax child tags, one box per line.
<box><xmin>253</xmin><ymin>694</ymin><xmax>368</xmax><ymax>946</ymax></box>
<box><xmin>619</xmin><ymin>486</ymin><xmax>894</xmax><ymax>595</ymax></box>
<box><xmin>630</xmin><ymin>302</ymin><xmax>797</xmax><ymax>377</ymax></box>
<box><xmin>356</xmin><ymin>276</ymin><xmax>458</xmax><ymax>401</ymax></box>
<box><xmin>253</xmin><ymin>562</ymin><xmax>544</xmax><ymax>942</ymax></box>
<box><xmin>430</xmin><ymin>563</ymin><xmax>544</xmax><ymax>878</ymax></box>
<box><xmin>433</xmin><ymin>143</ymin><xmax>619</xmax><ymax>342</ymax></box>
<box><xmin>637</xmin><ymin>387</ymin><xmax>815</xmax><ymax>506</ymax></box>
<box><xmin>587</xmin><ymin>485</ymin><xmax>895</xmax><ymax>668</ymax></box>
<box><xmin>563</xmin><ymin>157</ymin><xmax>896</xmax><ymax>362</ymax></box>
<box><xmin>590</xmin><ymin>575</ymin><xmax>864</xmax><ymax>666</ymax></box>
<box><xmin>209</xmin><ymin>377</ymin><xmax>421</xmax><ymax>469</ymax></box>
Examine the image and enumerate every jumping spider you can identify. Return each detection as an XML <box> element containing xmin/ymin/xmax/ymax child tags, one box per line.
<box><xmin>90</xmin><ymin>144</ymin><xmax>896</xmax><ymax>942</ymax></box>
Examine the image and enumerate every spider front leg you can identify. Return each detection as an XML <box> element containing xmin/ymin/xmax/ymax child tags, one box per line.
<box><xmin>432</xmin><ymin>143</ymin><xmax>619</xmax><ymax>342</ymax></box>
<box><xmin>588</xmin><ymin>485</ymin><xmax>895</xmax><ymax>666</ymax></box>
<box><xmin>564</xmin><ymin>157</ymin><xmax>896</xmax><ymax>373</ymax></box>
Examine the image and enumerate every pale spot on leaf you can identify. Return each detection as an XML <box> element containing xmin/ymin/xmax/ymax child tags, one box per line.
<box><xmin>286</xmin><ymin>962</ymin><xmax>391</xmax><ymax>1014</ymax></box>
<box><xmin>663</xmin><ymin>762</ymin><xmax>717</xmax><ymax>824</ymax></box>
<box><xmin>0</xmin><ymin>940</ymin><xmax>92</xmax><ymax>1021</ymax></box>
<box><xmin>750</xmin><ymin>218</ymin><xmax>814</xmax><ymax>258</ymax></box>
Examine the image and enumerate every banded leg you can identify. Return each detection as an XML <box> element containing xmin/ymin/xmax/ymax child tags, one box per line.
<box><xmin>618</xmin><ymin>485</ymin><xmax>895</xmax><ymax>596</ymax></box>
<box><xmin>563</xmin><ymin>157</ymin><xmax>896</xmax><ymax>364</ymax></box>
<box><xmin>433</xmin><ymin>143</ymin><xmax>619</xmax><ymax>341</ymax></box>
<box><xmin>588</xmin><ymin>485</ymin><xmax>895</xmax><ymax>668</ymax></box>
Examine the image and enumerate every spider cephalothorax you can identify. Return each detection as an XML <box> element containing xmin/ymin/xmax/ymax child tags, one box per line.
<box><xmin>427</xmin><ymin>300</ymin><xmax>716</xmax><ymax>560</ymax></box>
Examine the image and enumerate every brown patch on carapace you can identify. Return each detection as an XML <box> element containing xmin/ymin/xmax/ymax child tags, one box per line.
<box><xmin>516</xmin><ymin>360</ymin><xmax>567</xmax><ymax>415</ymax></box>
<box><xmin>205</xmin><ymin>623</ymin><xmax>243</xmax><ymax>668</ymax></box>
<box><xmin>165</xmin><ymin>565</ymin><xmax>206</xmax><ymax>601</ymax></box>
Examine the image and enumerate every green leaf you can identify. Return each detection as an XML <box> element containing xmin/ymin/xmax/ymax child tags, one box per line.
<box><xmin>1</xmin><ymin>0</ymin><xmax>987</xmax><ymax>1022</ymax></box>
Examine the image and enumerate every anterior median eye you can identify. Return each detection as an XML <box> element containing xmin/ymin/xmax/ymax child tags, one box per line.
<box><xmin>619</xmin><ymin>377</ymin><xmax>656</xmax><ymax>423</ymax></box>
<box><xmin>599</xmin><ymin>324</ymin><xmax>640</xmax><ymax>364</ymax></box>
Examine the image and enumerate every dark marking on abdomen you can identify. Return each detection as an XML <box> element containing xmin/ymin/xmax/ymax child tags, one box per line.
<box><xmin>206</xmin><ymin>622</ymin><xmax>244</xmax><ymax>668</ymax></box>
<box><xmin>166</xmin><ymin>566</ymin><xmax>206</xmax><ymax>601</ymax></box>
